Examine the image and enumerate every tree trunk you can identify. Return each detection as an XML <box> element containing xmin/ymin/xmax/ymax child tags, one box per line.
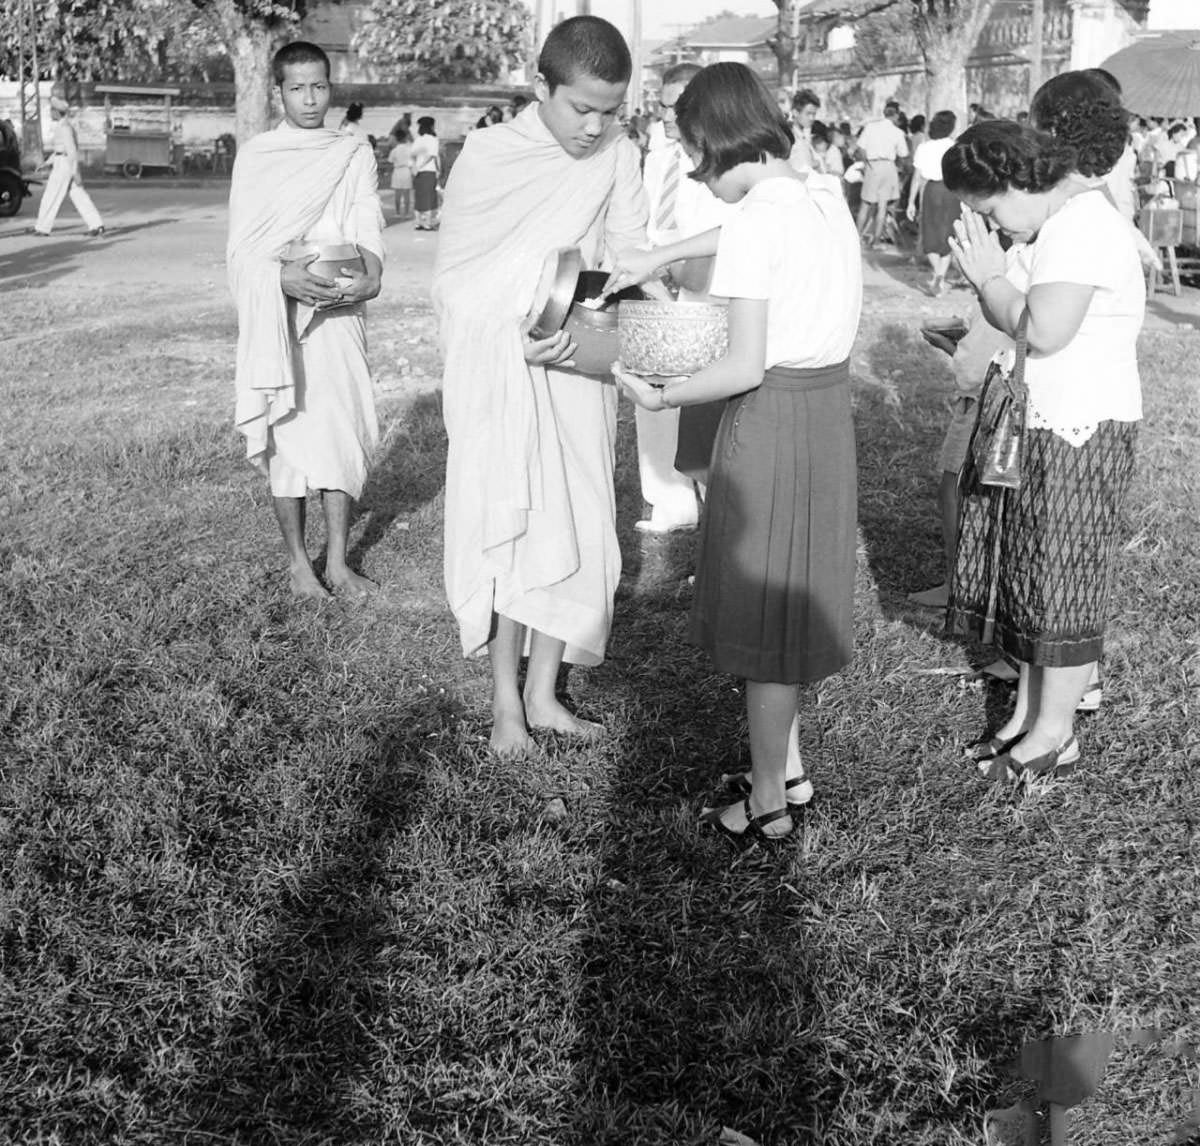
<box><xmin>230</xmin><ymin>21</ymin><xmax>274</xmax><ymax>145</ymax></box>
<box><xmin>922</xmin><ymin>37</ymin><xmax>970</xmax><ymax>120</ymax></box>
<box><xmin>913</xmin><ymin>0</ymin><xmax>996</xmax><ymax>120</ymax></box>
<box><xmin>198</xmin><ymin>0</ymin><xmax>279</xmax><ymax>145</ymax></box>
<box><xmin>773</xmin><ymin>0</ymin><xmax>799</xmax><ymax>90</ymax></box>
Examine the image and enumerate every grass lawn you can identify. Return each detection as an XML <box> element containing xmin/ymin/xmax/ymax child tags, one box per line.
<box><xmin>1</xmin><ymin>274</ymin><xmax>1197</xmax><ymax>1146</ymax></box>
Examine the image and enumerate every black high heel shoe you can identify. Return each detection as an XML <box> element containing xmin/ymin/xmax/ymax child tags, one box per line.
<box><xmin>999</xmin><ymin>737</ymin><xmax>1080</xmax><ymax>782</ymax></box>
<box><xmin>699</xmin><ymin>798</ymin><xmax>793</xmax><ymax>848</ymax></box>
<box><xmin>964</xmin><ymin>731</ymin><xmax>1026</xmax><ymax>772</ymax></box>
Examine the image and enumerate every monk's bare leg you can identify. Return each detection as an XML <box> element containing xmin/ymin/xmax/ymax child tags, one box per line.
<box><xmin>273</xmin><ymin>495</ymin><xmax>329</xmax><ymax>600</ymax></box>
<box><xmin>322</xmin><ymin>489</ymin><xmax>376</xmax><ymax>596</ymax></box>
<box><xmin>490</xmin><ymin>615</ymin><xmax>531</xmax><ymax>755</ymax></box>
<box><xmin>524</xmin><ymin>630</ymin><xmax>603</xmax><ymax>739</ymax></box>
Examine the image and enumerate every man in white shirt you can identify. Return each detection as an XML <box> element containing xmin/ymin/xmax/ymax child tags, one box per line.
<box><xmin>635</xmin><ymin>61</ymin><xmax>729</xmax><ymax>533</ymax></box>
<box><xmin>855</xmin><ymin>104</ymin><xmax>908</xmax><ymax>247</ymax></box>
<box><xmin>33</xmin><ymin>98</ymin><xmax>105</xmax><ymax>238</ymax></box>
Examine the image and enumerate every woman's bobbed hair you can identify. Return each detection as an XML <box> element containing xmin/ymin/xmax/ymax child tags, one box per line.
<box><xmin>675</xmin><ymin>61</ymin><xmax>793</xmax><ymax>184</ymax></box>
<box><xmin>928</xmin><ymin>110</ymin><xmax>957</xmax><ymax>141</ymax></box>
<box><xmin>942</xmin><ymin>120</ymin><xmax>1077</xmax><ymax>197</ymax></box>
<box><xmin>1030</xmin><ymin>70</ymin><xmax>1128</xmax><ymax>177</ymax></box>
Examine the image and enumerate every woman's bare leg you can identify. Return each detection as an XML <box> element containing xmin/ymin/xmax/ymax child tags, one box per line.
<box><xmin>712</xmin><ymin>681</ymin><xmax>797</xmax><ymax>836</ymax></box>
<box><xmin>994</xmin><ymin>661</ymin><xmax>1037</xmax><ymax>743</ymax></box>
<box><xmin>1007</xmin><ymin>662</ymin><xmax>1094</xmax><ymax>764</ymax></box>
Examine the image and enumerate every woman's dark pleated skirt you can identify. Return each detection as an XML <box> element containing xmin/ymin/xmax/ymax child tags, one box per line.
<box><xmin>947</xmin><ymin>421</ymin><xmax>1138</xmax><ymax>666</ymax></box>
<box><xmin>919</xmin><ymin>179</ymin><xmax>959</xmax><ymax>257</ymax></box>
<box><xmin>414</xmin><ymin>170</ymin><xmax>438</xmax><ymax>212</ymax></box>
<box><xmin>689</xmin><ymin>362</ymin><xmax>857</xmax><ymax>684</ymax></box>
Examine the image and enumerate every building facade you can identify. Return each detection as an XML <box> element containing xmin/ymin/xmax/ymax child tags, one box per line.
<box><xmin>786</xmin><ymin>0</ymin><xmax>1150</xmax><ymax>121</ymax></box>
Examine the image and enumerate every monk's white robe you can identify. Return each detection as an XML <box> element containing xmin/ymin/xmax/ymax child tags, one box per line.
<box><xmin>227</xmin><ymin>123</ymin><xmax>384</xmax><ymax>498</ymax></box>
<box><xmin>434</xmin><ymin>106</ymin><xmax>649</xmax><ymax>664</ymax></box>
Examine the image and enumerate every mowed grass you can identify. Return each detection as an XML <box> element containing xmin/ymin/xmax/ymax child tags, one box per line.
<box><xmin>1</xmin><ymin>277</ymin><xmax>1198</xmax><ymax>1146</ymax></box>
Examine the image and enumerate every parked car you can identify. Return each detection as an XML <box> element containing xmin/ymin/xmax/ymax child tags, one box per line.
<box><xmin>0</xmin><ymin>139</ymin><xmax>39</xmax><ymax>217</ymax></box>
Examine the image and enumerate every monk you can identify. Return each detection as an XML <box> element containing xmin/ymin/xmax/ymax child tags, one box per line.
<box><xmin>227</xmin><ymin>40</ymin><xmax>384</xmax><ymax>600</ymax></box>
<box><xmin>433</xmin><ymin>16</ymin><xmax>649</xmax><ymax>753</ymax></box>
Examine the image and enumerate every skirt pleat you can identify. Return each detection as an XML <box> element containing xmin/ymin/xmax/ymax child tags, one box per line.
<box><xmin>947</xmin><ymin>421</ymin><xmax>1138</xmax><ymax>666</ymax></box>
<box><xmin>689</xmin><ymin>376</ymin><xmax>857</xmax><ymax>683</ymax></box>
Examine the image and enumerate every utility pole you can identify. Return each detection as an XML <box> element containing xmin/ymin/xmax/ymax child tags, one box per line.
<box><xmin>17</xmin><ymin>0</ymin><xmax>43</xmax><ymax>162</ymax></box>
<box><xmin>629</xmin><ymin>0</ymin><xmax>643</xmax><ymax>113</ymax></box>
<box><xmin>1028</xmin><ymin>0</ymin><xmax>1045</xmax><ymax>104</ymax></box>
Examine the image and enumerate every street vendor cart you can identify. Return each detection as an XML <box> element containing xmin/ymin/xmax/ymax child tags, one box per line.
<box><xmin>95</xmin><ymin>84</ymin><xmax>182</xmax><ymax>178</ymax></box>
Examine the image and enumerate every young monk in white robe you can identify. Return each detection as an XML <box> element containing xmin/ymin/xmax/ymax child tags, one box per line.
<box><xmin>433</xmin><ymin>16</ymin><xmax>649</xmax><ymax>753</ymax></box>
<box><xmin>227</xmin><ymin>41</ymin><xmax>384</xmax><ymax>600</ymax></box>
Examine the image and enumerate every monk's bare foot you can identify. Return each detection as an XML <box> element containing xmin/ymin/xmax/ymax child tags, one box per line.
<box><xmin>290</xmin><ymin>564</ymin><xmax>331</xmax><ymax>601</ymax></box>
<box><xmin>490</xmin><ymin>707</ymin><xmax>532</xmax><ymax>756</ymax></box>
<box><xmin>328</xmin><ymin>566</ymin><xmax>377</xmax><ymax>598</ymax></box>
<box><xmin>907</xmin><ymin>583</ymin><xmax>950</xmax><ymax>609</ymax></box>
<box><xmin>524</xmin><ymin>697</ymin><xmax>604</xmax><ymax>739</ymax></box>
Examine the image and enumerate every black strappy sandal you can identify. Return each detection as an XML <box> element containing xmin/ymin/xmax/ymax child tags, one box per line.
<box><xmin>721</xmin><ymin>769</ymin><xmax>813</xmax><ymax>812</ymax></box>
<box><xmin>699</xmin><ymin>798</ymin><xmax>794</xmax><ymax>849</ymax></box>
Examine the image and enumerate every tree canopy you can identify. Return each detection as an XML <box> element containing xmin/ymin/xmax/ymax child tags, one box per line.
<box><xmin>354</xmin><ymin>0</ymin><xmax>530</xmax><ymax>84</ymax></box>
<box><xmin>0</xmin><ymin>0</ymin><xmax>226</xmax><ymax>82</ymax></box>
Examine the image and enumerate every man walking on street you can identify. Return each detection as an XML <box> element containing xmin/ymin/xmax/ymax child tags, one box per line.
<box><xmin>33</xmin><ymin>98</ymin><xmax>105</xmax><ymax>238</ymax></box>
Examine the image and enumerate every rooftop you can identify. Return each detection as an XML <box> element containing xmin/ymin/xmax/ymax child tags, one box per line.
<box><xmin>682</xmin><ymin>15</ymin><xmax>777</xmax><ymax>48</ymax></box>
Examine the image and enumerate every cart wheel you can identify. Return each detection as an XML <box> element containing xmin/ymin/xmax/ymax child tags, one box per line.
<box><xmin>122</xmin><ymin>159</ymin><xmax>143</xmax><ymax>179</ymax></box>
<box><xmin>0</xmin><ymin>170</ymin><xmax>21</xmax><ymax>216</ymax></box>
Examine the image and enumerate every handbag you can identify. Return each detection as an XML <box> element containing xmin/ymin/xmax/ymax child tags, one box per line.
<box><xmin>971</xmin><ymin>310</ymin><xmax>1029</xmax><ymax>489</ymax></box>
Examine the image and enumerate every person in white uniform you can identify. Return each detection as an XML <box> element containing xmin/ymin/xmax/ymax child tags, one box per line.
<box><xmin>634</xmin><ymin>61</ymin><xmax>730</xmax><ymax>533</ymax></box>
<box><xmin>33</xmin><ymin>98</ymin><xmax>104</xmax><ymax>238</ymax></box>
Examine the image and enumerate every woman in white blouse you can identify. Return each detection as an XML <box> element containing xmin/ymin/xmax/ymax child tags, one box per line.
<box><xmin>944</xmin><ymin>118</ymin><xmax>1143</xmax><ymax>782</ymax></box>
<box><xmin>906</xmin><ymin>109</ymin><xmax>958</xmax><ymax>295</ymax></box>
<box><xmin>612</xmin><ymin>63</ymin><xmax>862</xmax><ymax>845</ymax></box>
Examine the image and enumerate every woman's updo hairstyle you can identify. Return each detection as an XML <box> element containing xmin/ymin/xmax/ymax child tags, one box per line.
<box><xmin>942</xmin><ymin>119</ymin><xmax>1077</xmax><ymax>197</ymax></box>
<box><xmin>1029</xmin><ymin>70</ymin><xmax>1128</xmax><ymax>177</ymax></box>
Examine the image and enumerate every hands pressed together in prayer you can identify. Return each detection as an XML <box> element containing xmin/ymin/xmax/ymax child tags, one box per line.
<box><xmin>281</xmin><ymin>252</ymin><xmax>380</xmax><ymax>310</ymax></box>
<box><xmin>947</xmin><ymin>206</ymin><xmax>1006</xmax><ymax>293</ymax></box>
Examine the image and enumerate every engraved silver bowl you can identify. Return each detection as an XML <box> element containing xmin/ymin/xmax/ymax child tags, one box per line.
<box><xmin>617</xmin><ymin>300</ymin><xmax>729</xmax><ymax>377</ymax></box>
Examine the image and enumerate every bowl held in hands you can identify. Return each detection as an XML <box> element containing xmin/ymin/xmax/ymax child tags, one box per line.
<box><xmin>527</xmin><ymin>248</ymin><xmax>646</xmax><ymax>376</ymax></box>
<box><xmin>617</xmin><ymin>300</ymin><xmax>729</xmax><ymax>376</ymax></box>
<box><xmin>283</xmin><ymin>240</ymin><xmax>367</xmax><ymax>294</ymax></box>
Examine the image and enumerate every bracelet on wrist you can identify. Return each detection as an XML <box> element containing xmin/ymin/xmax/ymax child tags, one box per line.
<box><xmin>977</xmin><ymin>272</ymin><xmax>1007</xmax><ymax>295</ymax></box>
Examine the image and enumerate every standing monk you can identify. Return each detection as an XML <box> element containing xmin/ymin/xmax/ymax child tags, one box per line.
<box><xmin>227</xmin><ymin>41</ymin><xmax>384</xmax><ymax>600</ymax></box>
<box><xmin>33</xmin><ymin>97</ymin><xmax>105</xmax><ymax>238</ymax></box>
<box><xmin>433</xmin><ymin>16</ymin><xmax>649</xmax><ymax>753</ymax></box>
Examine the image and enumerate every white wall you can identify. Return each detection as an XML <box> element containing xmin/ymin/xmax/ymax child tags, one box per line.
<box><xmin>1148</xmin><ymin>0</ymin><xmax>1200</xmax><ymax>29</ymax></box>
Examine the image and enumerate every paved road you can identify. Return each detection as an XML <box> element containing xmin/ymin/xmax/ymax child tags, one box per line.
<box><xmin>3</xmin><ymin>182</ymin><xmax>1196</xmax><ymax>334</ymax></box>
<box><xmin>0</xmin><ymin>183</ymin><xmax>437</xmax><ymax>299</ymax></box>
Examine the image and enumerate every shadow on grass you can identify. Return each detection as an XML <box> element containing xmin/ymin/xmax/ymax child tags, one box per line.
<box><xmin>854</xmin><ymin>324</ymin><xmax>1011</xmax><ymax>730</ymax></box>
<box><xmin>177</xmin><ymin>698</ymin><xmax>460</xmax><ymax>1141</ymax></box>
<box><xmin>347</xmin><ymin>391</ymin><xmax>447</xmax><ymax>569</ymax></box>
